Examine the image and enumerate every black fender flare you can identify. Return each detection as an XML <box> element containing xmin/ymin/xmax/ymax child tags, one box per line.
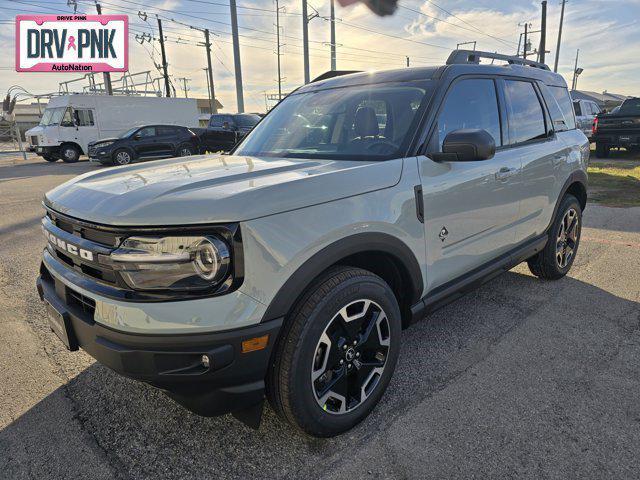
<box><xmin>548</xmin><ymin>169</ymin><xmax>588</xmax><ymax>232</ymax></box>
<box><xmin>262</xmin><ymin>232</ymin><xmax>424</xmax><ymax>322</ymax></box>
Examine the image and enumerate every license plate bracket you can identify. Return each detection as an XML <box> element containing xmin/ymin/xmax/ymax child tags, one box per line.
<box><xmin>619</xmin><ymin>136</ymin><xmax>631</xmax><ymax>142</ymax></box>
<box><xmin>45</xmin><ymin>301</ymin><xmax>78</xmax><ymax>351</ymax></box>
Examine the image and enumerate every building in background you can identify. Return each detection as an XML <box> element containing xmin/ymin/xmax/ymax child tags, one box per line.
<box><xmin>571</xmin><ymin>90</ymin><xmax>631</xmax><ymax>111</ymax></box>
<box><xmin>196</xmin><ymin>98</ymin><xmax>224</xmax><ymax>126</ymax></box>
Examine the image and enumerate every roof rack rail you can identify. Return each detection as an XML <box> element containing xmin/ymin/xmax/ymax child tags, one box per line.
<box><xmin>446</xmin><ymin>49</ymin><xmax>551</xmax><ymax>71</ymax></box>
<box><xmin>311</xmin><ymin>70</ymin><xmax>362</xmax><ymax>83</ymax></box>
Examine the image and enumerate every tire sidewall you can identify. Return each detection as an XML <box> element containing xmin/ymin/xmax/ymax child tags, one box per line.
<box><xmin>287</xmin><ymin>274</ymin><xmax>401</xmax><ymax>436</ymax></box>
<box><xmin>177</xmin><ymin>144</ymin><xmax>193</xmax><ymax>157</ymax></box>
<box><xmin>60</xmin><ymin>145</ymin><xmax>80</xmax><ymax>163</ymax></box>
<box><xmin>548</xmin><ymin>195</ymin><xmax>582</xmax><ymax>275</ymax></box>
<box><xmin>113</xmin><ymin>148</ymin><xmax>132</xmax><ymax>165</ymax></box>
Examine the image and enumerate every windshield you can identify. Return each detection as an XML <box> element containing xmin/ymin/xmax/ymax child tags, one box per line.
<box><xmin>234</xmin><ymin>81</ymin><xmax>432</xmax><ymax>160</ymax></box>
<box><xmin>119</xmin><ymin>127</ymin><xmax>139</xmax><ymax>138</ymax></box>
<box><xmin>39</xmin><ymin>106</ymin><xmax>67</xmax><ymax>126</ymax></box>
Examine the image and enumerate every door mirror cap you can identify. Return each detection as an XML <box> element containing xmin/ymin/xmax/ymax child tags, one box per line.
<box><xmin>430</xmin><ymin>129</ymin><xmax>496</xmax><ymax>162</ymax></box>
<box><xmin>133</xmin><ymin>133</ymin><xmax>141</xmax><ymax>140</ymax></box>
<box><xmin>222</xmin><ymin>121</ymin><xmax>230</xmax><ymax>130</ymax></box>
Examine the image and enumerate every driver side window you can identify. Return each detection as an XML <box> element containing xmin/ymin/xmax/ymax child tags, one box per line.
<box><xmin>435</xmin><ymin>78</ymin><xmax>502</xmax><ymax>151</ymax></box>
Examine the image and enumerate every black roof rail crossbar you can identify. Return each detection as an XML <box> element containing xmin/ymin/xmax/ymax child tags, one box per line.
<box><xmin>446</xmin><ymin>49</ymin><xmax>551</xmax><ymax>71</ymax></box>
<box><xmin>311</xmin><ymin>70</ymin><xmax>362</xmax><ymax>83</ymax></box>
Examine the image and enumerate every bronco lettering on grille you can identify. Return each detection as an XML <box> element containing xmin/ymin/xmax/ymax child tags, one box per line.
<box><xmin>44</xmin><ymin>230</ymin><xmax>94</xmax><ymax>261</ymax></box>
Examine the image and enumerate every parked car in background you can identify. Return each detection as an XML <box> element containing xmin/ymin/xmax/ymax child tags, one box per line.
<box><xmin>195</xmin><ymin>113</ymin><xmax>261</xmax><ymax>152</ymax></box>
<box><xmin>37</xmin><ymin>50</ymin><xmax>588</xmax><ymax>437</ymax></box>
<box><xmin>26</xmin><ymin>95</ymin><xmax>199</xmax><ymax>163</ymax></box>
<box><xmin>572</xmin><ymin>98</ymin><xmax>601</xmax><ymax>140</ymax></box>
<box><xmin>593</xmin><ymin>97</ymin><xmax>640</xmax><ymax>157</ymax></box>
<box><xmin>88</xmin><ymin>125</ymin><xmax>200</xmax><ymax>165</ymax></box>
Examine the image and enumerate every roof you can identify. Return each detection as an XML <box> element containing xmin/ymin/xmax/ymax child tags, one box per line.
<box><xmin>571</xmin><ymin>90</ymin><xmax>631</xmax><ymax>104</ymax></box>
<box><xmin>296</xmin><ymin>55</ymin><xmax>566</xmax><ymax>94</ymax></box>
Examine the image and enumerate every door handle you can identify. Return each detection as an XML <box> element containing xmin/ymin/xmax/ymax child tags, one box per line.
<box><xmin>495</xmin><ymin>167</ymin><xmax>516</xmax><ymax>181</ymax></box>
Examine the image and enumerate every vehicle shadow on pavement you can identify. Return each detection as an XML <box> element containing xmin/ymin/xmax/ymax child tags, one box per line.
<box><xmin>0</xmin><ymin>160</ymin><xmax>96</xmax><ymax>182</ymax></box>
<box><xmin>1</xmin><ymin>270</ymin><xmax>638</xmax><ymax>479</ymax></box>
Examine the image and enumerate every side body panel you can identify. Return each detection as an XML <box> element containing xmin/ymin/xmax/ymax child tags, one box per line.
<box><xmin>239</xmin><ymin>157</ymin><xmax>427</xmax><ymax>307</ymax></box>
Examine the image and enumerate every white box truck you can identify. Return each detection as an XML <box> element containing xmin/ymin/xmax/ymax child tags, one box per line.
<box><xmin>25</xmin><ymin>95</ymin><xmax>199</xmax><ymax>162</ymax></box>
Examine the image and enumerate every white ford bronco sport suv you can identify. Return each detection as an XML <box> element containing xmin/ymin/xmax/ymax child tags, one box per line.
<box><xmin>37</xmin><ymin>50</ymin><xmax>589</xmax><ymax>437</ymax></box>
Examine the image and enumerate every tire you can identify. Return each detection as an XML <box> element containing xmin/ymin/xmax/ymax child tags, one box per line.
<box><xmin>60</xmin><ymin>144</ymin><xmax>80</xmax><ymax>163</ymax></box>
<box><xmin>112</xmin><ymin>148</ymin><xmax>133</xmax><ymax>166</ymax></box>
<box><xmin>177</xmin><ymin>144</ymin><xmax>194</xmax><ymax>157</ymax></box>
<box><xmin>595</xmin><ymin>142</ymin><xmax>609</xmax><ymax>158</ymax></box>
<box><xmin>266</xmin><ymin>266</ymin><xmax>401</xmax><ymax>437</ymax></box>
<box><xmin>527</xmin><ymin>194</ymin><xmax>582</xmax><ymax>280</ymax></box>
<box><xmin>42</xmin><ymin>154</ymin><xmax>58</xmax><ymax>162</ymax></box>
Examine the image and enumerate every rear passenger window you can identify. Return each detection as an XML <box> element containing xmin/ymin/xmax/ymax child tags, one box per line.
<box><xmin>549</xmin><ymin>86</ymin><xmax>576</xmax><ymax>130</ymax></box>
<box><xmin>157</xmin><ymin>126</ymin><xmax>176</xmax><ymax>136</ymax></box>
<box><xmin>540</xmin><ymin>84</ymin><xmax>568</xmax><ymax>132</ymax></box>
<box><xmin>504</xmin><ymin>80</ymin><xmax>547</xmax><ymax>144</ymax></box>
<box><xmin>435</xmin><ymin>78</ymin><xmax>502</xmax><ymax>149</ymax></box>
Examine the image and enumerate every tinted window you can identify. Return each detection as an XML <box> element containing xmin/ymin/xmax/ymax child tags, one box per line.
<box><xmin>572</xmin><ymin>101</ymin><xmax>582</xmax><ymax>116</ymax></box>
<box><xmin>505</xmin><ymin>80</ymin><xmax>547</xmax><ymax>144</ymax></box>
<box><xmin>620</xmin><ymin>98</ymin><xmax>640</xmax><ymax>114</ymax></box>
<box><xmin>540</xmin><ymin>84</ymin><xmax>568</xmax><ymax>132</ymax></box>
<box><xmin>548</xmin><ymin>86</ymin><xmax>576</xmax><ymax>130</ymax></box>
<box><xmin>137</xmin><ymin>127</ymin><xmax>156</xmax><ymax>137</ymax></box>
<box><xmin>157</xmin><ymin>126</ymin><xmax>177</xmax><ymax>136</ymax></box>
<box><xmin>74</xmin><ymin>109</ymin><xmax>94</xmax><ymax>126</ymax></box>
<box><xmin>234</xmin><ymin>114</ymin><xmax>261</xmax><ymax>128</ymax></box>
<box><xmin>435</xmin><ymin>78</ymin><xmax>502</xmax><ymax>149</ymax></box>
<box><xmin>235</xmin><ymin>82</ymin><xmax>430</xmax><ymax>161</ymax></box>
<box><xmin>209</xmin><ymin>115</ymin><xmax>225</xmax><ymax>127</ymax></box>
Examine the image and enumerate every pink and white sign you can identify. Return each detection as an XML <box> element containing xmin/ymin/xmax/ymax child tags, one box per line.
<box><xmin>16</xmin><ymin>14</ymin><xmax>128</xmax><ymax>72</ymax></box>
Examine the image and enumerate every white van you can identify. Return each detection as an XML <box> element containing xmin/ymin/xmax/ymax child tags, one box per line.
<box><xmin>26</xmin><ymin>95</ymin><xmax>199</xmax><ymax>162</ymax></box>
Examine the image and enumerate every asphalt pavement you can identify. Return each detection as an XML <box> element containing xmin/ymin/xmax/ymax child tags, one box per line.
<box><xmin>0</xmin><ymin>153</ymin><xmax>639</xmax><ymax>479</ymax></box>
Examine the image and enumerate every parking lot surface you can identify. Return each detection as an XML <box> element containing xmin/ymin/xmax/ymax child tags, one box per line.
<box><xmin>1</xmin><ymin>153</ymin><xmax>639</xmax><ymax>479</ymax></box>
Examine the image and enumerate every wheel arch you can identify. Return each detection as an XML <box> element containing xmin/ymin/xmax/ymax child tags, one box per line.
<box><xmin>557</xmin><ymin>169</ymin><xmax>588</xmax><ymax>215</ymax></box>
<box><xmin>112</xmin><ymin>146</ymin><xmax>136</xmax><ymax>161</ymax></box>
<box><xmin>262</xmin><ymin>232</ymin><xmax>424</xmax><ymax>328</ymax></box>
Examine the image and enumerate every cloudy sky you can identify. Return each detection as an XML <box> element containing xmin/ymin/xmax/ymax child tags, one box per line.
<box><xmin>1</xmin><ymin>0</ymin><xmax>639</xmax><ymax>112</ymax></box>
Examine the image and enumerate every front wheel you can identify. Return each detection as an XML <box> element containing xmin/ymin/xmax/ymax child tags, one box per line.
<box><xmin>60</xmin><ymin>144</ymin><xmax>80</xmax><ymax>163</ymax></box>
<box><xmin>266</xmin><ymin>266</ymin><xmax>401</xmax><ymax>437</ymax></box>
<box><xmin>177</xmin><ymin>144</ymin><xmax>194</xmax><ymax>157</ymax></box>
<box><xmin>527</xmin><ymin>194</ymin><xmax>582</xmax><ymax>280</ymax></box>
<box><xmin>112</xmin><ymin>149</ymin><xmax>133</xmax><ymax>166</ymax></box>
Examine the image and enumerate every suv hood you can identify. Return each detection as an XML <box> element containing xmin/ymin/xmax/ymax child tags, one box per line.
<box><xmin>44</xmin><ymin>154</ymin><xmax>403</xmax><ymax>225</ymax></box>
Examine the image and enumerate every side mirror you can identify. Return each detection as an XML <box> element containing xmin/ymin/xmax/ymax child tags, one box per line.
<box><xmin>133</xmin><ymin>133</ymin><xmax>141</xmax><ymax>140</ymax></box>
<box><xmin>222</xmin><ymin>121</ymin><xmax>230</xmax><ymax>130</ymax></box>
<box><xmin>430</xmin><ymin>129</ymin><xmax>496</xmax><ymax>162</ymax></box>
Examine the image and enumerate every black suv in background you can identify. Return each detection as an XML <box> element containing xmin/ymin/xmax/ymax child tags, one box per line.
<box><xmin>593</xmin><ymin>97</ymin><xmax>640</xmax><ymax>157</ymax></box>
<box><xmin>195</xmin><ymin>113</ymin><xmax>261</xmax><ymax>153</ymax></box>
<box><xmin>88</xmin><ymin>125</ymin><xmax>200</xmax><ymax>166</ymax></box>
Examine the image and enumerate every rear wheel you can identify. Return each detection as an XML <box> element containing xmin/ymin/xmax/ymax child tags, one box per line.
<box><xmin>266</xmin><ymin>266</ymin><xmax>401</xmax><ymax>437</ymax></box>
<box><xmin>527</xmin><ymin>194</ymin><xmax>582</xmax><ymax>280</ymax></box>
<box><xmin>60</xmin><ymin>144</ymin><xmax>80</xmax><ymax>163</ymax></box>
<box><xmin>112</xmin><ymin>149</ymin><xmax>132</xmax><ymax>166</ymax></box>
<box><xmin>595</xmin><ymin>142</ymin><xmax>609</xmax><ymax>158</ymax></box>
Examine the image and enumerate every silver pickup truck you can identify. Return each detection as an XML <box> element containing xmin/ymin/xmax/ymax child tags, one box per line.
<box><xmin>37</xmin><ymin>50</ymin><xmax>589</xmax><ymax>437</ymax></box>
<box><xmin>573</xmin><ymin>98</ymin><xmax>602</xmax><ymax>140</ymax></box>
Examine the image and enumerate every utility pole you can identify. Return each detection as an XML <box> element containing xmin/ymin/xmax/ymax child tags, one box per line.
<box><xmin>95</xmin><ymin>2</ymin><xmax>113</xmax><ymax>95</ymax></box>
<box><xmin>571</xmin><ymin>49</ymin><xmax>579</xmax><ymax>90</ymax></box>
<box><xmin>330</xmin><ymin>0</ymin><xmax>337</xmax><ymax>71</ymax></box>
<box><xmin>302</xmin><ymin>0</ymin><xmax>310</xmax><ymax>83</ymax></box>
<box><xmin>203</xmin><ymin>67</ymin><xmax>211</xmax><ymax>109</ymax></box>
<box><xmin>523</xmin><ymin>22</ymin><xmax>529</xmax><ymax>59</ymax></box>
<box><xmin>406</xmin><ymin>56</ymin><xmax>410</xmax><ymax>67</ymax></box>
<box><xmin>229</xmin><ymin>0</ymin><xmax>245</xmax><ymax>112</ymax></box>
<box><xmin>554</xmin><ymin>0</ymin><xmax>566</xmax><ymax>72</ymax></box>
<box><xmin>156</xmin><ymin>17</ymin><xmax>171</xmax><ymax>97</ymax></box>
<box><xmin>203</xmin><ymin>29</ymin><xmax>218</xmax><ymax>113</ymax></box>
<box><xmin>176</xmin><ymin>77</ymin><xmax>190</xmax><ymax>97</ymax></box>
<box><xmin>275</xmin><ymin>0</ymin><xmax>284</xmax><ymax>99</ymax></box>
<box><xmin>538</xmin><ymin>1</ymin><xmax>547</xmax><ymax>64</ymax></box>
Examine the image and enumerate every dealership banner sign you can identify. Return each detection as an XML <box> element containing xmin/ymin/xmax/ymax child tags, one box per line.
<box><xmin>15</xmin><ymin>15</ymin><xmax>128</xmax><ymax>72</ymax></box>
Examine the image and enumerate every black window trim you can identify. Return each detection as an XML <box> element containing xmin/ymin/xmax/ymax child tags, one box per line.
<box><xmin>420</xmin><ymin>74</ymin><xmax>506</xmax><ymax>156</ymax></box>
<box><xmin>499</xmin><ymin>76</ymin><xmax>556</xmax><ymax>150</ymax></box>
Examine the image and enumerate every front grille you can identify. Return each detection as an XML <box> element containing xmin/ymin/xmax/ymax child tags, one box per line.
<box><xmin>31</xmin><ymin>135</ymin><xmax>39</xmax><ymax>146</ymax></box>
<box><xmin>88</xmin><ymin>146</ymin><xmax>97</xmax><ymax>156</ymax></box>
<box><xmin>47</xmin><ymin>210</ymin><xmax>120</xmax><ymax>248</ymax></box>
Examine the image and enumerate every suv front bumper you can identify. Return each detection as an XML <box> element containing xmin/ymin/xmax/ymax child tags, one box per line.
<box><xmin>36</xmin><ymin>264</ymin><xmax>283</xmax><ymax>417</ymax></box>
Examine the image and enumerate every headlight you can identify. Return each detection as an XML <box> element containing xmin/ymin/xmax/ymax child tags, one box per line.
<box><xmin>108</xmin><ymin>236</ymin><xmax>230</xmax><ymax>291</ymax></box>
<box><xmin>97</xmin><ymin>141</ymin><xmax>115</xmax><ymax>148</ymax></box>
